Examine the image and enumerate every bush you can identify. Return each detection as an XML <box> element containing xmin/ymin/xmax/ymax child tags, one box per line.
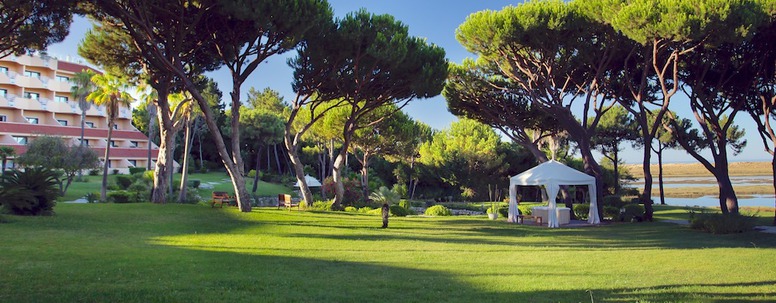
<box><xmin>370</xmin><ymin>186</ymin><xmax>400</xmax><ymax>205</ymax></box>
<box><xmin>366</xmin><ymin>208</ymin><xmax>383</xmax><ymax>215</ymax></box>
<box><xmin>358</xmin><ymin>207</ymin><xmax>374</xmax><ymax>213</ymax></box>
<box><xmin>389</xmin><ymin>205</ymin><xmax>409</xmax><ymax>217</ymax></box>
<box><xmin>128</xmin><ymin>167</ymin><xmax>146</xmax><ymax>175</ymax></box>
<box><xmin>518</xmin><ymin>204</ymin><xmax>533</xmax><ymax>215</ymax></box>
<box><xmin>392</xmin><ymin>184</ymin><xmax>408</xmax><ymax>198</ymax></box>
<box><xmin>127</xmin><ymin>183</ymin><xmax>148</xmax><ymax>202</ymax></box>
<box><xmin>143</xmin><ymin>170</ymin><xmax>155</xmax><ymax>182</ymax></box>
<box><xmin>107</xmin><ymin>183</ymin><xmax>120</xmax><ymax>191</ymax></box>
<box><xmin>689</xmin><ymin>212</ymin><xmax>756</xmax><ymax>234</ymax></box>
<box><xmin>344</xmin><ymin>206</ymin><xmax>358</xmax><ymax>212</ymax></box>
<box><xmin>310</xmin><ymin>200</ymin><xmax>334</xmax><ymax>211</ymax></box>
<box><xmin>88</xmin><ymin>169</ymin><xmax>100</xmax><ymax>176</ymax></box>
<box><xmin>112</xmin><ymin>169</ymin><xmax>120</xmax><ymax>175</ymax></box>
<box><xmin>498</xmin><ymin>205</ymin><xmax>509</xmax><ymax>218</ymax></box>
<box><xmin>603</xmin><ymin>206</ymin><xmax>619</xmax><ymax>219</ymax></box>
<box><xmin>619</xmin><ymin>203</ymin><xmax>645</xmax><ymax>222</ymax></box>
<box><xmin>188</xmin><ymin>179</ymin><xmax>201</xmax><ymax>189</ymax></box>
<box><xmin>399</xmin><ymin>199</ymin><xmax>411</xmax><ymax>210</ymax></box>
<box><xmin>84</xmin><ymin>192</ymin><xmax>100</xmax><ymax>203</ymax></box>
<box><xmin>424</xmin><ymin>205</ymin><xmax>452</xmax><ymax>216</ymax></box>
<box><xmin>247</xmin><ymin>169</ymin><xmax>257</xmax><ymax>178</ymax></box>
<box><xmin>115</xmin><ymin>175</ymin><xmax>133</xmax><ymax>190</ymax></box>
<box><xmin>0</xmin><ymin>167</ymin><xmax>60</xmax><ymax>216</ymax></box>
<box><xmin>602</xmin><ymin>195</ymin><xmax>626</xmax><ymax>208</ymax></box>
<box><xmin>322</xmin><ymin>177</ymin><xmax>363</xmax><ymax>207</ymax></box>
<box><xmin>574</xmin><ymin>204</ymin><xmax>590</xmax><ymax>220</ymax></box>
<box><xmin>107</xmin><ymin>190</ymin><xmax>132</xmax><ymax>203</ymax></box>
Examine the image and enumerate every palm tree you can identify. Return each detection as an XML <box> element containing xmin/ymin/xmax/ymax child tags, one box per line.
<box><xmin>69</xmin><ymin>69</ymin><xmax>97</xmax><ymax>180</ymax></box>
<box><xmin>0</xmin><ymin>146</ymin><xmax>16</xmax><ymax>175</ymax></box>
<box><xmin>176</xmin><ymin>95</ymin><xmax>201</xmax><ymax>203</ymax></box>
<box><xmin>87</xmin><ymin>73</ymin><xmax>133</xmax><ymax>202</ymax></box>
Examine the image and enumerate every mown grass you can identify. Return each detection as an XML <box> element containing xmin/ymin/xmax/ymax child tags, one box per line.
<box><xmin>60</xmin><ymin>172</ymin><xmax>292</xmax><ymax>202</ymax></box>
<box><xmin>1</xmin><ymin>204</ymin><xmax>775</xmax><ymax>302</ymax></box>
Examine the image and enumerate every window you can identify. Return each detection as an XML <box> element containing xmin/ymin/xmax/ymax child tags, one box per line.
<box><xmin>13</xmin><ymin>136</ymin><xmax>27</xmax><ymax>144</ymax></box>
<box><xmin>0</xmin><ymin>89</ymin><xmax>6</xmax><ymax>97</ymax></box>
<box><xmin>0</xmin><ymin>115</ymin><xmax>6</xmax><ymax>122</ymax></box>
<box><xmin>113</xmin><ymin>124</ymin><xmax>118</xmax><ymax>130</ymax></box>
<box><xmin>85</xmin><ymin>122</ymin><xmax>95</xmax><ymax>128</ymax></box>
<box><xmin>57</xmin><ymin>119</ymin><xmax>68</xmax><ymax>126</ymax></box>
<box><xmin>24</xmin><ymin>71</ymin><xmax>41</xmax><ymax>79</ymax></box>
<box><xmin>130</xmin><ymin>141</ymin><xmax>139</xmax><ymax>148</ymax></box>
<box><xmin>110</xmin><ymin>140</ymin><xmax>118</xmax><ymax>147</ymax></box>
<box><xmin>26</xmin><ymin>117</ymin><xmax>39</xmax><ymax>124</ymax></box>
<box><xmin>128</xmin><ymin>160</ymin><xmax>137</xmax><ymax>167</ymax></box>
<box><xmin>79</xmin><ymin>139</ymin><xmax>89</xmax><ymax>146</ymax></box>
<box><xmin>55</xmin><ymin>96</ymin><xmax>68</xmax><ymax>103</ymax></box>
<box><xmin>56</xmin><ymin>75</ymin><xmax>69</xmax><ymax>82</ymax></box>
<box><xmin>23</xmin><ymin>92</ymin><xmax>39</xmax><ymax>100</ymax></box>
<box><xmin>0</xmin><ymin>66</ymin><xmax>8</xmax><ymax>74</ymax></box>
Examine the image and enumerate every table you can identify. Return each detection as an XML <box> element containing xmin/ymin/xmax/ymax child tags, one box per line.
<box><xmin>531</xmin><ymin>206</ymin><xmax>571</xmax><ymax>225</ymax></box>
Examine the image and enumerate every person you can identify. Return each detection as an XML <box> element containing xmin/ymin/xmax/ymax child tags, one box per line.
<box><xmin>381</xmin><ymin>203</ymin><xmax>389</xmax><ymax>228</ymax></box>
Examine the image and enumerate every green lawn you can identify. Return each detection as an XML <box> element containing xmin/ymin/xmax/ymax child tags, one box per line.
<box><xmin>60</xmin><ymin>172</ymin><xmax>293</xmax><ymax>202</ymax></box>
<box><xmin>1</xmin><ymin>204</ymin><xmax>775</xmax><ymax>302</ymax></box>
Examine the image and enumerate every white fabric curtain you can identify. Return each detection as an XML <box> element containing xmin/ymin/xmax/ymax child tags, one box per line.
<box><xmin>587</xmin><ymin>183</ymin><xmax>600</xmax><ymax>224</ymax></box>
<box><xmin>547</xmin><ymin>183</ymin><xmax>559</xmax><ymax>228</ymax></box>
<box><xmin>507</xmin><ymin>184</ymin><xmax>518</xmax><ymax>223</ymax></box>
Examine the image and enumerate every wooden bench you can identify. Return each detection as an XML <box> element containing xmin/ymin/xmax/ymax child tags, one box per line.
<box><xmin>211</xmin><ymin>191</ymin><xmax>235</xmax><ymax>208</ymax></box>
<box><xmin>517</xmin><ymin>215</ymin><xmax>543</xmax><ymax>226</ymax></box>
<box><xmin>277</xmin><ymin>194</ymin><xmax>299</xmax><ymax>209</ymax></box>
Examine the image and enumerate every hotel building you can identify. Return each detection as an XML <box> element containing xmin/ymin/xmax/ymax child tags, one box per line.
<box><xmin>0</xmin><ymin>54</ymin><xmax>159</xmax><ymax>173</ymax></box>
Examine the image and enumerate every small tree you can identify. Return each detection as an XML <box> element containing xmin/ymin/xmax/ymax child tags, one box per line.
<box><xmin>15</xmin><ymin>136</ymin><xmax>100</xmax><ymax>195</ymax></box>
<box><xmin>0</xmin><ymin>146</ymin><xmax>16</xmax><ymax>175</ymax></box>
<box><xmin>0</xmin><ymin>0</ymin><xmax>76</xmax><ymax>57</ymax></box>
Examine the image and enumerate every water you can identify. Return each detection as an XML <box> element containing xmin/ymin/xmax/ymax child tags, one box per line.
<box><xmin>659</xmin><ymin>195</ymin><xmax>775</xmax><ymax>208</ymax></box>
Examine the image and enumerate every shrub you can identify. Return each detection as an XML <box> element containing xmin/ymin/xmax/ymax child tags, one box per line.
<box><xmin>518</xmin><ymin>205</ymin><xmax>532</xmax><ymax>215</ymax></box>
<box><xmin>143</xmin><ymin>170</ymin><xmax>155</xmax><ymax>182</ymax></box>
<box><xmin>498</xmin><ymin>205</ymin><xmax>509</xmax><ymax>218</ymax></box>
<box><xmin>88</xmin><ymin>169</ymin><xmax>100</xmax><ymax>176</ymax></box>
<box><xmin>358</xmin><ymin>207</ymin><xmax>374</xmax><ymax>213</ymax></box>
<box><xmin>75</xmin><ymin>175</ymin><xmax>89</xmax><ymax>183</ymax></box>
<box><xmin>424</xmin><ymin>205</ymin><xmax>452</xmax><ymax>216</ymax></box>
<box><xmin>115</xmin><ymin>175</ymin><xmax>133</xmax><ymax>190</ymax></box>
<box><xmin>392</xmin><ymin>184</ymin><xmax>408</xmax><ymax>198</ymax></box>
<box><xmin>602</xmin><ymin>195</ymin><xmax>626</xmax><ymax>208</ymax></box>
<box><xmin>310</xmin><ymin>200</ymin><xmax>334</xmax><ymax>211</ymax></box>
<box><xmin>367</xmin><ymin>208</ymin><xmax>383</xmax><ymax>215</ymax></box>
<box><xmin>322</xmin><ymin>177</ymin><xmax>363</xmax><ymax>207</ymax></box>
<box><xmin>573</xmin><ymin>204</ymin><xmax>590</xmax><ymax>220</ymax></box>
<box><xmin>247</xmin><ymin>169</ymin><xmax>257</xmax><ymax>178</ymax></box>
<box><xmin>112</xmin><ymin>169</ymin><xmax>120</xmax><ymax>175</ymax></box>
<box><xmin>107</xmin><ymin>183</ymin><xmax>120</xmax><ymax>191</ymax></box>
<box><xmin>128</xmin><ymin>183</ymin><xmax>148</xmax><ymax>202</ymax></box>
<box><xmin>0</xmin><ymin>167</ymin><xmax>60</xmax><ymax>216</ymax></box>
<box><xmin>370</xmin><ymin>186</ymin><xmax>400</xmax><ymax>206</ymax></box>
<box><xmin>399</xmin><ymin>199</ymin><xmax>411</xmax><ymax>210</ymax></box>
<box><xmin>84</xmin><ymin>192</ymin><xmax>100</xmax><ymax>203</ymax></box>
<box><xmin>344</xmin><ymin>206</ymin><xmax>358</xmax><ymax>212</ymax></box>
<box><xmin>188</xmin><ymin>179</ymin><xmax>201</xmax><ymax>189</ymax></box>
<box><xmin>603</xmin><ymin>206</ymin><xmax>619</xmax><ymax>219</ymax></box>
<box><xmin>389</xmin><ymin>205</ymin><xmax>408</xmax><ymax>217</ymax></box>
<box><xmin>619</xmin><ymin>203</ymin><xmax>645</xmax><ymax>222</ymax></box>
<box><xmin>690</xmin><ymin>212</ymin><xmax>756</xmax><ymax>234</ymax></box>
<box><xmin>108</xmin><ymin>191</ymin><xmax>132</xmax><ymax>203</ymax></box>
<box><xmin>128</xmin><ymin>167</ymin><xmax>146</xmax><ymax>175</ymax></box>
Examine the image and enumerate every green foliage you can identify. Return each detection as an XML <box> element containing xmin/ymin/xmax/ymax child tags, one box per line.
<box><xmin>370</xmin><ymin>186</ymin><xmax>400</xmax><ymax>206</ymax></box>
<box><xmin>389</xmin><ymin>205</ymin><xmax>408</xmax><ymax>217</ymax></box>
<box><xmin>310</xmin><ymin>201</ymin><xmax>334</xmax><ymax>211</ymax></box>
<box><xmin>89</xmin><ymin>169</ymin><xmax>100</xmax><ymax>176</ymax></box>
<box><xmin>498</xmin><ymin>205</ymin><xmax>509</xmax><ymax>218</ymax></box>
<box><xmin>574</xmin><ymin>204</ymin><xmax>590</xmax><ymax>220</ymax></box>
<box><xmin>115</xmin><ymin>175</ymin><xmax>132</xmax><ymax>190</ymax></box>
<box><xmin>107</xmin><ymin>191</ymin><xmax>132</xmax><ymax>203</ymax></box>
<box><xmin>0</xmin><ymin>0</ymin><xmax>75</xmax><ymax>56</ymax></box>
<box><xmin>603</xmin><ymin>206</ymin><xmax>620</xmax><ymax>219</ymax></box>
<box><xmin>603</xmin><ymin>195</ymin><xmax>626</xmax><ymax>208</ymax></box>
<box><xmin>358</xmin><ymin>207</ymin><xmax>374</xmax><ymax>214</ymax></box>
<box><xmin>322</xmin><ymin>177</ymin><xmax>363</xmax><ymax>207</ymax></box>
<box><xmin>112</xmin><ymin>169</ymin><xmax>120</xmax><ymax>175</ymax></box>
<box><xmin>0</xmin><ymin>167</ymin><xmax>60</xmax><ymax>215</ymax></box>
<box><xmin>143</xmin><ymin>170</ymin><xmax>155</xmax><ymax>182</ymax></box>
<box><xmin>619</xmin><ymin>203</ymin><xmax>645</xmax><ymax>222</ymax></box>
<box><xmin>486</xmin><ymin>203</ymin><xmax>498</xmax><ymax>214</ymax></box>
<box><xmin>392</xmin><ymin>184</ymin><xmax>408</xmax><ymax>199</ymax></box>
<box><xmin>188</xmin><ymin>180</ymin><xmax>201</xmax><ymax>189</ymax></box>
<box><xmin>344</xmin><ymin>206</ymin><xmax>358</xmax><ymax>212</ymax></box>
<box><xmin>247</xmin><ymin>170</ymin><xmax>257</xmax><ymax>178</ymax></box>
<box><xmin>15</xmin><ymin>135</ymin><xmax>100</xmax><ymax>194</ymax></box>
<box><xmin>129</xmin><ymin>167</ymin><xmax>146</xmax><ymax>175</ymax></box>
<box><xmin>518</xmin><ymin>204</ymin><xmax>533</xmax><ymax>215</ymax></box>
<box><xmin>84</xmin><ymin>192</ymin><xmax>100</xmax><ymax>204</ymax></box>
<box><xmin>689</xmin><ymin>211</ymin><xmax>757</xmax><ymax>234</ymax></box>
<box><xmin>398</xmin><ymin>199</ymin><xmax>411</xmax><ymax>210</ymax></box>
<box><xmin>127</xmin><ymin>183</ymin><xmax>148</xmax><ymax>202</ymax></box>
<box><xmin>424</xmin><ymin>205</ymin><xmax>452</xmax><ymax>216</ymax></box>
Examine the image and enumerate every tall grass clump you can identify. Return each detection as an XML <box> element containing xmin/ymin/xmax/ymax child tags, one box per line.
<box><xmin>690</xmin><ymin>211</ymin><xmax>757</xmax><ymax>234</ymax></box>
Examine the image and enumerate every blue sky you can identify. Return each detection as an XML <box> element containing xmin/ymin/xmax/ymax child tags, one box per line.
<box><xmin>46</xmin><ymin>0</ymin><xmax>769</xmax><ymax>164</ymax></box>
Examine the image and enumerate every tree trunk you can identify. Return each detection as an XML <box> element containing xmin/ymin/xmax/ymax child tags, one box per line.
<box><xmin>252</xmin><ymin>147</ymin><xmax>261</xmax><ymax>193</ymax></box>
<box><xmin>578</xmin><ymin>140</ymin><xmax>605</xmax><ymax>220</ymax></box>
<box><xmin>79</xmin><ymin>109</ymin><xmax>86</xmax><ymax>179</ymax></box>
<box><xmin>772</xmin><ymin>154</ymin><xmax>776</xmax><ymax>226</ymax></box>
<box><xmin>657</xmin><ymin>148</ymin><xmax>666</xmax><ymax>205</ymax></box>
<box><xmin>641</xmin><ymin>144</ymin><xmax>654</xmax><ymax>221</ymax></box>
<box><xmin>613</xmin><ymin>149</ymin><xmax>620</xmax><ymax>194</ymax></box>
<box><xmin>285</xmin><ymin>133</ymin><xmax>313</xmax><ymax>204</ymax></box>
<box><xmin>360</xmin><ymin>151</ymin><xmax>370</xmax><ymax>199</ymax></box>
<box><xmin>100</xmin><ymin>121</ymin><xmax>114</xmax><ymax>203</ymax></box>
<box><xmin>152</xmin><ymin>111</ymin><xmax>173</xmax><ymax>204</ymax></box>
<box><xmin>274</xmin><ymin>144</ymin><xmax>282</xmax><ymax>175</ymax></box>
<box><xmin>178</xmin><ymin>119</ymin><xmax>194</xmax><ymax>203</ymax></box>
<box><xmin>146</xmin><ymin>117</ymin><xmax>154</xmax><ymax>170</ymax></box>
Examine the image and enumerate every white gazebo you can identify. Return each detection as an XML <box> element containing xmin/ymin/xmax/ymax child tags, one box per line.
<box><xmin>295</xmin><ymin>175</ymin><xmax>322</xmax><ymax>187</ymax></box>
<box><xmin>507</xmin><ymin>160</ymin><xmax>600</xmax><ymax>227</ymax></box>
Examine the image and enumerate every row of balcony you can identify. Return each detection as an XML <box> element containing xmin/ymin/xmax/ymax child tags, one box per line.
<box><xmin>0</xmin><ymin>94</ymin><xmax>131</xmax><ymax>119</ymax></box>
